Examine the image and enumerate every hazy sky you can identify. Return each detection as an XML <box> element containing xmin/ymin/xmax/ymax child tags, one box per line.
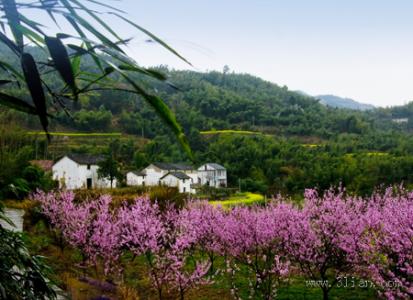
<box><xmin>36</xmin><ymin>0</ymin><xmax>413</xmax><ymax>107</ymax></box>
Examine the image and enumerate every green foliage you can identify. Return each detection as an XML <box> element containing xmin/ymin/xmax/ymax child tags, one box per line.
<box><xmin>97</xmin><ymin>151</ymin><xmax>121</xmax><ymax>189</ymax></box>
<box><xmin>0</xmin><ymin>202</ymin><xmax>56</xmax><ymax>299</ymax></box>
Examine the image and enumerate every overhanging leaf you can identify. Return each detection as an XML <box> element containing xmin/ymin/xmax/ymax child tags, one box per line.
<box><xmin>112</xmin><ymin>12</ymin><xmax>192</xmax><ymax>66</ymax></box>
<box><xmin>69</xmin><ymin>0</ymin><xmax>123</xmax><ymax>42</ymax></box>
<box><xmin>119</xmin><ymin>65</ymin><xmax>167</xmax><ymax>81</ymax></box>
<box><xmin>2</xmin><ymin>0</ymin><xmax>23</xmax><ymax>50</ymax></box>
<box><xmin>0</xmin><ymin>92</ymin><xmax>38</xmax><ymax>115</ymax></box>
<box><xmin>0</xmin><ymin>80</ymin><xmax>12</xmax><ymax>86</ymax></box>
<box><xmin>45</xmin><ymin>36</ymin><xmax>77</xmax><ymax>97</ymax></box>
<box><xmin>110</xmin><ymin>63</ymin><xmax>193</xmax><ymax>160</ymax></box>
<box><xmin>20</xmin><ymin>53</ymin><xmax>49</xmax><ymax>138</ymax></box>
<box><xmin>0</xmin><ymin>30</ymin><xmax>20</xmax><ymax>55</ymax></box>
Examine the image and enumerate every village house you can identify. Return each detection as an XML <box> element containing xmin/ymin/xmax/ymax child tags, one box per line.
<box><xmin>52</xmin><ymin>154</ymin><xmax>116</xmax><ymax>190</ymax></box>
<box><xmin>197</xmin><ymin>163</ymin><xmax>227</xmax><ymax>188</ymax></box>
<box><xmin>126</xmin><ymin>162</ymin><xmax>227</xmax><ymax>193</ymax></box>
<box><xmin>126</xmin><ymin>162</ymin><xmax>196</xmax><ymax>188</ymax></box>
<box><xmin>160</xmin><ymin>172</ymin><xmax>195</xmax><ymax>194</ymax></box>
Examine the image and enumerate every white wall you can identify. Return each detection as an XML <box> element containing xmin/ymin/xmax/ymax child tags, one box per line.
<box><xmin>53</xmin><ymin>156</ymin><xmax>116</xmax><ymax>190</ymax></box>
<box><xmin>126</xmin><ymin>172</ymin><xmax>145</xmax><ymax>186</ymax></box>
<box><xmin>144</xmin><ymin>165</ymin><xmax>168</xmax><ymax>186</ymax></box>
<box><xmin>53</xmin><ymin>157</ymin><xmax>81</xmax><ymax>189</ymax></box>
<box><xmin>160</xmin><ymin>174</ymin><xmax>195</xmax><ymax>194</ymax></box>
<box><xmin>197</xmin><ymin>164</ymin><xmax>227</xmax><ymax>188</ymax></box>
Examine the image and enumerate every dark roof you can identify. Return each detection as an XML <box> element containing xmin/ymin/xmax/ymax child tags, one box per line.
<box><xmin>152</xmin><ymin>162</ymin><xmax>193</xmax><ymax>171</ymax></box>
<box><xmin>204</xmin><ymin>163</ymin><xmax>226</xmax><ymax>170</ymax></box>
<box><xmin>161</xmin><ymin>172</ymin><xmax>191</xmax><ymax>180</ymax></box>
<box><xmin>130</xmin><ymin>170</ymin><xmax>146</xmax><ymax>176</ymax></box>
<box><xmin>64</xmin><ymin>154</ymin><xmax>105</xmax><ymax>165</ymax></box>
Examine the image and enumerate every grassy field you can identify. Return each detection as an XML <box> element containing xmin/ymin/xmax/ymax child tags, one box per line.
<box><xmin>200</xmin><ymin>130</ymin><xmax>264</xmax><ymax>136</ymax></box>
<box><xmin>27</xmin><ymin>132</ymin><xmax>123</xmax><ymax>137</ymax></box>
<box><xmin>209</xmin><ymin>192</ymin><xmax>265</xmax><ymax>208</ymax></box>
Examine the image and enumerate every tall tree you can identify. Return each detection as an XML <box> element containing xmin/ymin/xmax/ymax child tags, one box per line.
<box><xmin>98</xmin><ymin>150</ymin><xmax>121</xmax><ymax>188</ymax></box>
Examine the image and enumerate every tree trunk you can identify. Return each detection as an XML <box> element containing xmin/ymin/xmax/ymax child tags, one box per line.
<box><xmin>322</xmin><ymin>287</ymin><xmax>329</xmax><ymax>300</ymax></box>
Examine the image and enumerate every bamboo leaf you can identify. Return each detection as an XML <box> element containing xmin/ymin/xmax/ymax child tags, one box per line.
<box><xmin>40</xmin><ymin>0</ymin><xmax>59</xmax><ymax>27</ymax></box>
<box><xmin>107</xmin><ymin>62</ymin><xmax>193</xmax><ymax>159</ymax></box>
<box><xmin>112</xmin><ymin>12</ymin><xmax>192</xmax><ymax>66</ymax></box>
<box><xmin>0</xmin><ymin>92</ymin><xmax>38</xmax><ymax>115</ymax></box>
<box><xmin>0</xmin><ymin>30</ymin><xmax>20</xmax><ymax>55</ymax></box>
<box><xmin>45</xmin><ymin>36</ymin><xmax>77</xmax><ymax>97</ymax></box>
<box><xmin>18</xmin><ymin>13</ymin><xmax>46</xmax><ymax>35</ymax></box>
<box><xmin>63</xmin><ymin>16</ymin><xmax>103</xmax><ymax>71</ymax></box>
<box><xmin>20</xmin><ymin>53</ymin><xmax>49</xmax><ymax>137</ymax></box>
<box><xmin>14</xmin><ymin>23</ymin><xmax>45</xmax><ymax>44</ymax></box>
<box><xmin>0</xmin><ymin>59</ymin><xmax>24</xmax><ymax>80</ymax></box>
<box><xmin>68</xmin><ymin>0</ymin><xmax>123</xmax><ymax>42</ymax></box>
<box><xmin>119</xmin><ymin>64</ymin><xmax>167</xmax><ymax>81</ymax></box>
<box><xmin>60</xmin><ymin>0</ymin><xmax>124</xmax><ymax>53</ymax></box>
<box><xmin>2</xmin><ymin>0</ymin><xmax>23</xmax><ymax>50</ymax></box>
<box><xmin>0</xmin><ymin>80</ymin><xmax>12</xmax><ymax>86</ymax></box>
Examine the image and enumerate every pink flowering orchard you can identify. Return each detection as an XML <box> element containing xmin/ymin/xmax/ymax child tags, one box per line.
<box><xmin>33</xmin><ymin>187</ymin><xmax>413</xmax><ymax>300</ymax></box>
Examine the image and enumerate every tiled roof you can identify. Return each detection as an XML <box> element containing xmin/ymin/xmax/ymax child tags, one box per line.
<box><xmin>161</xmin><ymin>172</ymin><xmax>191</xmax><ymax>180</ymax></box>
<box><xmin>204</xmin><ymin>163</ymin><xmax>226</xmax><ymax>170</ymax></box>
<box><xmin>130</xmin><ymin>170</ymin><xmax>146</xmax><ymax>176</ymax></box>
<box><xmin>61</xmin><ymin>154</ymin><xmax>105</xmax><ymax>165</ymax></box>
<box><xmin>152</xmin><ymin>162</ymin><xmax>193</xmax><ymax>171</ymax></box>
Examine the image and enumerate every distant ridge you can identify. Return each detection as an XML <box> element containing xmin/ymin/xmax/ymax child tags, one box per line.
<box><xmin>316</xmin><ymin>94</ymin><xmax>375</xmax><ymax>111</ymax></box>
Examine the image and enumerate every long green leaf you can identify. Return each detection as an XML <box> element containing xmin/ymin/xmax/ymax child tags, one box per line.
<box><xmin>106</xmin><ymin>62</ymin><xmax>192</xmax><ymax>159</ymax></box>
<box><xmin>112</xmin><ymin>12</ymin><xmax>192</xmax><ymax>66</ymax></box>
<box><xmin>40</xmin><ymin>0</ymin><xmax>59</xmax><ymax>27</ymax></box>
<box><xmin>0</xmin><ymin>59</ymin><xmax>24</xmax><ymax>80</ymax></box>
<box><xmin>21</xmin><ymin>53</ymin><xmax>49</xmax><ymax>137</ymax></box>
<box><xmin>45</xmin><ymin>36</ymin><xmax>77</xmax><ymax>97</ymax></box>
<box><xmin>18</xmin><ymin>13</ymin><xmax>46</xmax><ymax>36</ymax></box>
<box><xmin>60</xmin><ymin>0</ymin><xmax>124</xmax><ymax>53</ymax></box>
<box><xmin>14</xmin><ymin>23</ymin><xmax>45</xmax><ymax>44</ymax></box>
<box><xmin>63</xmin><ymin>16</ymin><xmax>103</xmax><ymax>71</ymax></box>
<box><xmin>2</xmin><ymin>0</ymin><xmax>23</xmax><ymax>50</ymax></box>
<box><xmin>0</xmin><ymin>30</ymin><xmax>20</xmax><ymax>55</ymax></box>
<box><xmin>0</xmin><ymin>92</ymin><xmax>38</xmax><ymax>115</ymax></box>
<box><xmin>69</xmin><ymin>0</ymin><xmax>123</xmax><ymax>42</ymax></box>
<box><xmin>118</xmin><ymin>64</ymin><xmax>167</xmax><ymax>81</ymax></box>
<box><xmin>0</xmin><ymin>80</ymin><xmax>12</xmax><ymax>86</ymax></box>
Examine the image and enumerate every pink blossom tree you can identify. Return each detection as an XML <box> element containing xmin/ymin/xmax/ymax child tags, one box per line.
<box><xmin>215</xmin><ymin>205</ymin><xmax>291</xmax><ymax>299</ymax></box>
<box><xmin>284</xmin><ymin>189</ymin><xmax>367</xmax><ymax>300</ymax></box>
<box><xmin>361</xmin><ymin>188</ymin><xmax>413</xmax><ymax>299</ymax></box>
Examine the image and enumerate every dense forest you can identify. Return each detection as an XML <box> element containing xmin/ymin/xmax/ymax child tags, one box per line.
<box><xmin>2</xmin><ymin>44</ymin><xmax>413</xmax><ymax>198</ymax></box>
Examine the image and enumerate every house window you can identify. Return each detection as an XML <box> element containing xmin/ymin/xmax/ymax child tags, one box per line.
<box><xmin>87</xmin><ymin>164</ymin><xmax>91</xmax><ymax>170</ymax></box>
<box><xmin>183</xmin><ymin>187</ymin><xmax>186</xmax><ymax>193</ymax></box>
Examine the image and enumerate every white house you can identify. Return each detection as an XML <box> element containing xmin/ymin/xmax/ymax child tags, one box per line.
<box><xmin>53</xmin><ymin>154</ymin><xmax>116</xmax><ymax>190</ymax></box>
<box><xmin>160</xmin><ymin>172</ymin><xmax>195</xmax><ymax>194</ymax></box>
<box><xmin>127</xmin><ymin>162</ymin><xmax>227</xmax><ymax>193</ymax></box>
<box><xmin>127</xmin><ymin>163</ymin><xmax>196</xmax><ymax>187</ymax></box>
<box><xmin>197</xmin><ymin>163</ymin><xmax>227</xmax><ymax>188</ymax></box>
<box><xmin>126</xmin><ymin>170</ymin><xmax>146</xmax><ymax>186</ymax></box>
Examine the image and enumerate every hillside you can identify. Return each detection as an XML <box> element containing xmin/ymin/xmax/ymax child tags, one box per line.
<box><xmin>2</xmin><ymin>46</ymin><xmax>413</xmax><ymax>197</ymax></box>
<box><xmin>316</xmin><ymin>94</ymin><xmax>375</xmax><ymax>111</ymax></box>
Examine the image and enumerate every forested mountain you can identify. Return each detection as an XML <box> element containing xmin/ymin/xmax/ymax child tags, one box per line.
<box><xmin>2</xmin><ymin>44</ymin><xmax>413</xmax><ymax>198</ymax></box>
<box><xmin>316</xmin><ymin>94</ymin><xmax>375</xmax><ymax>111</ymax></box>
